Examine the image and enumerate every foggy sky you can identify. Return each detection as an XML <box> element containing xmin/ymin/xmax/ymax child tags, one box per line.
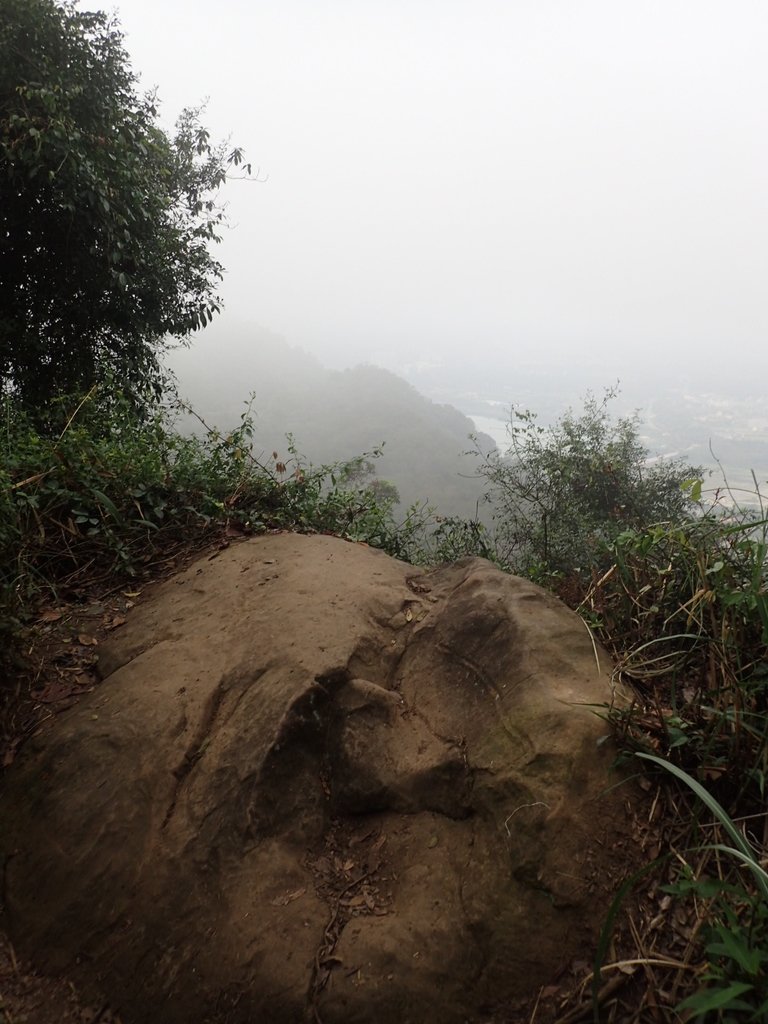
<box><xmin>115</xmin><ymin>0</ymin><xmax>768</xmax><ymax>386</ymax></box>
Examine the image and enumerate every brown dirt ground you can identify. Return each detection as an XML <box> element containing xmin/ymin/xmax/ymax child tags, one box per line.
<box><xmin>0</xmin><ymin>534</ymin><xmax>691</xmax><ymax>1024</ymax></box>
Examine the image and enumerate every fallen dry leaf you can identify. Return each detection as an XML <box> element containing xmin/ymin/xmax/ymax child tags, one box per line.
<box><xmin>2</xmin><ymin>741</ymin><xmax>20</xmax><ymax>767</ymax></box>
<box><xmin>349</xmin><ymin>829</ymin><xmax>376</xmax><ymax>847</ymax></box>
<box><xmin>365</xmin><ymin>836</ymin><xmax>386</xmax><ymax>874</ymax></box>
<box><xmin>33</xmin><ymin>680</ymin><xmax>78</xmax><ymax>704</ymax></box>
<box><xmin>77</xmin><ymin>634</ymin><xmax>98</xmax><ymax>647</ymax></box>
<box><xmin>270</xmin><ymin>888</ymin><xmax>306</xmax><ymax>907</ymax></box>
<box><xmin>343</xmin><ymin>894</ymin><xmax>366</xmax><ymax>907</ymax></box>
<box><xmin>37</xmin><ymin>609</ymin><xmax>63</xmax><ymax>623</ymax></box>
<box><xmin>313</xmin><ymin>856</ymin><xmax>332</xmax><ymax>876</ymax></box>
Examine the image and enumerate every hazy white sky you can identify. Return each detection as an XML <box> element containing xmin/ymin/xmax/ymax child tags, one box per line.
<box><xmin>114</xmin><ymin>0</ymin><xmax>767</xmax><ymax>384</ymax></box>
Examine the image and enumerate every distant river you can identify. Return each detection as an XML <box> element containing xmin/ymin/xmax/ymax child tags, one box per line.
<box><xmin>469</xmin><ymin>415</ymin><xmax>510</xmax><ymax>451</ymax></box>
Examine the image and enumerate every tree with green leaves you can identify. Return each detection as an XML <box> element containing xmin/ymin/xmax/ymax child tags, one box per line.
<box><xmin>476</xmin><ymin>388</ymin><xmax>700</xmax><ymax>578</ymax></box>
<box><xmin>0</xmin><ymin>0</ymin><xmax>249</xmax><ymax>410</ymax></box>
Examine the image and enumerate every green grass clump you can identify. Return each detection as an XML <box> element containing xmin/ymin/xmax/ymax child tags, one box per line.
<box><xmin>582</xmin><ymin>500</ymin><xmax>768</xmax><ymax>803</ymax></box>
<box><xmin>571</xmin><ymin>488</ymin><xmax>768</xmax><ymax>1022</ymax></box>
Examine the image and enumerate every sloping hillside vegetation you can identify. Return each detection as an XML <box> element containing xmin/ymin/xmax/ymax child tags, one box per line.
<box><xmin>167</xmin><ymin>324</ymin><xmax>495</xmax><ymax>520</ymax></box>
<box><xmin>0</xmin><ymin>388</ymin><xmax>433</xmax><ymax>654</ymax></box>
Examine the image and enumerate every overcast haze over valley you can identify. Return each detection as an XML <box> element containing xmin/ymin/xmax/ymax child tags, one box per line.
<box><xmin>115</xmin><ymin>0</ymin><xmax>768</xmax><ymax>495</ymax></box>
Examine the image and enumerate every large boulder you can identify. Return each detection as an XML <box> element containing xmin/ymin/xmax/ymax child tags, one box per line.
<box><xmin>1</xmin><ymin>534</ymin><xmax>635</xmax><ymax>1023</ymax></box>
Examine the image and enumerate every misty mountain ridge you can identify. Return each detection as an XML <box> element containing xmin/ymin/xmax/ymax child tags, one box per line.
<box><xmin>166</xmin><ymin>325</ymin><xmax>495</xmax><ymax>520</ymax></box>
<box><xmin>169</xmin><ymin>323</ymin><xmax>768</xmax><ymax>517</ymax></box>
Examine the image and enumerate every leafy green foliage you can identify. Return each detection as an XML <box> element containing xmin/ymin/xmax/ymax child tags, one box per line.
<box><xmin>585</xmin><ymin>494</ymin><xmax>768</xmax><ymax>1021</ymax></box>
<box><xmin>677</xmin><ymin>903</ymin><xmax>768</xmax><ymax>1021</ymax></box>
<box><xmin>0</xmin><ymin>0</ymin><xmax>248</xmax><ymax>408</ymax></box>
<box><xmin>0</xmin><ymin>387</ymin><xmax>429</xmax><ymax>649</ymax></box>
<box><xmin>592</xmin><ymin>505</ymin><xmax>768</xmax><ymax>802</ymax></box>
<box><xmin>635</xmin><ymin>755</ymin><xmax>768</xmax><ymax>1021</ymax></box>
<box><xmin>429</xmin><ymin>516</ymin><xmax>497</xmax><ymax>564</ymax></box>
<box><xmin>474</xmin><ymin>388</ymin><xmax>698</xmax><ymax>579</ymax></box>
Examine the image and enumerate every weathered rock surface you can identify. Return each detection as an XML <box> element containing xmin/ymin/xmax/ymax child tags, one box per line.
<box><xmin>1</xmin><ymin>534</ymin><xmax>634</xmax><ymax>1023</ymax></box>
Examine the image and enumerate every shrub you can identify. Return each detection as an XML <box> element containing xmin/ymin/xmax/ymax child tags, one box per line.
<box><xmin>474</xmin><ymin>387</ymin><xmax>699</xmax><ymax>580</ymax></box>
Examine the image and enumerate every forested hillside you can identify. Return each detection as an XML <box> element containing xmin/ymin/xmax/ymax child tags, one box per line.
<box><xmin>168</xmin><ymin>325</ymin><xmax>496</xmax><ymax>519</ymax></box>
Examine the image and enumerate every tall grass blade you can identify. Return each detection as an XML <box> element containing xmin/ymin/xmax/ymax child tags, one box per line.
<box><xmin>636</xmin><ymin>753</ymin><xmax>768</xmax><ymax>901</ymax></box>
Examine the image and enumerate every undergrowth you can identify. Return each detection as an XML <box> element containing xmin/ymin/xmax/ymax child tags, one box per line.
<box><xmin>570</xmin><ymin>482</ymin><xmax>768</xmax><ymax>1023</ymax></box>
<box><xmin>0</xmin><ymin>385</ymin><xmax>436</xmax><ymax>652</ymax></box>
<box><xmin>582</xmin><ymin>492</ymin><xmax>768</xmax><ymax>802</ymax></box>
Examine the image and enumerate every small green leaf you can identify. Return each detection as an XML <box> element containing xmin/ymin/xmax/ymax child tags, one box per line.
<box><xmin>706</xmin><ymin>929</ymin><xmax>763</xmax><ymax>975</ymax></box>
<box><xmin>678</xmin><ymin>982</ymin><xmax>753</xmax><ymax>1013</ymax></box>
<box><xmin>91</xmin><ymin>488</ymin><xmax>121</xmax><ymax>523</ymax></box>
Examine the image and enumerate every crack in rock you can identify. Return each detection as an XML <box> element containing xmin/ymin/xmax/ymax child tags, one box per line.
<box><xmin>163</xmin><ymin>666</ymin><xmax>268</xmax><ymax>830</ymax></box>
